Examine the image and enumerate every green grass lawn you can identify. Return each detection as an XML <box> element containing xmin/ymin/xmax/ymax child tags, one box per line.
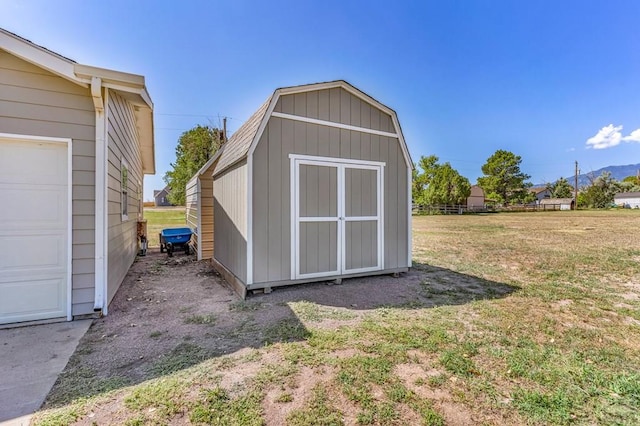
<box><xmin>35</xmin><ymin>210</ymin><xmax>640</xmax><ymax>425</ymax></box>
<box><xmin>144</xmin><ymin>207</ymin><xmax>187</xmax><ymax>247</ymax></box>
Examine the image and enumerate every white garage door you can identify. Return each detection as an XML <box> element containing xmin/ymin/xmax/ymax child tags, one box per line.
<box><xmin>0</xmin><ymin>136</ymin><xmax>70</xmax><ymax>325</ymax></box>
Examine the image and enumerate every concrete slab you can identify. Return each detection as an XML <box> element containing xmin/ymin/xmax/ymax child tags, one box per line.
<box><xmin>0</xmin><ymin>320</ymin><xmax>92</xmax><ymax>424</ymax></box>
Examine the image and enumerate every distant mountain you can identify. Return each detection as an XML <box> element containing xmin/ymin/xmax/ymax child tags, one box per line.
<box><xmin>573</xmin><ymin>164</ymin><xmax>640</xmax><ymax>187</ymax></box>
<box><xmin>538</xmin><ymin>164</ymin><xmax>640</xmax><ymax>188</ymax></box>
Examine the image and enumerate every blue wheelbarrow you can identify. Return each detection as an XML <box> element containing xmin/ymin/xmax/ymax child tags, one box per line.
<box><xmin>159</xmin><ymin>227</ymin><xmax>193</xmax><ymax>257</ymax></box>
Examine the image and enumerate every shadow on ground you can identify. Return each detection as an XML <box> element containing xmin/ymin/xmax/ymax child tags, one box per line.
<box><xmin>43</xmin><ymin>253</ymin><xmax>518</xmax><ymax>409</ymax></box>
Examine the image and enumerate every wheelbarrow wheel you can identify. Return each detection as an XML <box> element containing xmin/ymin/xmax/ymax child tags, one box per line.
<box><xmin>159</xmin><ymin>233</ymin><xmax>165</xmax><ymax>253</ymax></box>
<box><xmin>167</xmin><ymin>242</ymin><xmax>174</xmax><ymax>257</ymax></box>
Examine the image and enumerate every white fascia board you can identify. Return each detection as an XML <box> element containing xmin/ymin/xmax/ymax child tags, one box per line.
<box><xmin>0</xmin><ymin>29</ymin><xmax>88</xmax><ymax>87</ymax></box>
<box><xmin>246</xmin><ymin>95</ymin><xmax>280</xmax><ymax>158</ymax></box>
<box><xmin>272</xmin><ymin>112</ymin><xmax>399</xmax><ymax>139</ymax></box>
<box><xmin>94</xmin><ymin>86</ymin><xmax>109</xmax><ymax>314</ymax></box>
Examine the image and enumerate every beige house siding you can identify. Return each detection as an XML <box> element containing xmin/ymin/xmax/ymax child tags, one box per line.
<box><xmin>213</xmin><ymin>160</ymin><xmax>248</xmax><ymax>282</ymax></box>
<box><xmin>251</xmin><ymin>88</ymin><xmax>409</xmax><ymax>285</ymax></box>
<box><xmin>105</xmin><ymin>90</ymin><xmax>142</xmax><ymax>304</ymax></box>
<box><xmin>0</xmin><ymin>50</ymin><xmax>96</xmax><ymax>316</ymax></box>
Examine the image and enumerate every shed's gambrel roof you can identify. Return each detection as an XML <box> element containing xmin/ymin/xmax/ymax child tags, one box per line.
<box><xmin>213</xmin><ymin>80</ymin><xmax>412</xmax><ymax>177</ymax></box>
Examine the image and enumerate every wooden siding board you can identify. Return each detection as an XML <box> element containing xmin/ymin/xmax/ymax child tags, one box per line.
<box><xmin>106</xmin><ymin>91</ymin><xmax>142</xmax><ymax>306</ymax></box>
<box><xmin>213</xmin><ymin>161</ymin><xmax>247</xmax><ymax>283</ymax></box>
<box><xmin>268</xmin><ymin>116</ymin><xmax>282</xmax><ymax>281</ymax></box>
<box><xmin>252</xmin><ymin>130</ymin><xmax>269</xmax><ymax>283</ymax></box>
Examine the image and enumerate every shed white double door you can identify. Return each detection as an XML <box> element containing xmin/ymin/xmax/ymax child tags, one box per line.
<box><xmin>291</xmin><ymin>155</ymin><xmax>384</xmax><ymax>280</ymax></box>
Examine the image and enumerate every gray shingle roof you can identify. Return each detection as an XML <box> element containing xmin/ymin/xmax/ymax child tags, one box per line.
<box><xmin>614</xmin><ymin>191</ymin><xmax>640</xmax><ymax>199</ymax></box>
<box><xmin>213</xmin><ymin>96</ymin><xmax>272</xmax><ymax>176</ymax></box>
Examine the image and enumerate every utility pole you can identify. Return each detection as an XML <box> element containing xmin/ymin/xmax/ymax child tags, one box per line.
<box><xmin>574</xmin><ymin>161</ymin><xmax>579</xmax><ymax>210</ymax></box>
<box><xmin>223</xmin><ymin>117</ymin><xmax>228</xmax><ymax>144</ymax></box>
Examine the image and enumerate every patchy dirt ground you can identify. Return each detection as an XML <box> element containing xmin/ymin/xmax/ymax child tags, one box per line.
<box><xmin>43</xmin><ymin>249</ymin><xmax>516</xmax><ymax>423</ymax></box>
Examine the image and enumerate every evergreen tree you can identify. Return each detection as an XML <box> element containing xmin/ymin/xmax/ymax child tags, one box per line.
<box><xmin>477</xmin><ymin>150</ymin><xmax>531</xmax><ymax>205</ymax></box>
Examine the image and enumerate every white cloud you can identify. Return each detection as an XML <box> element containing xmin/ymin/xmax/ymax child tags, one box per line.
<box><xmin>586</xmin><ymin>124</ymin><xmax>623</xmax><ymax>149</ymax></box>
<box><xmin>622</xmin><ymin>128</ymin><xmax>640</xmax><ymax>143</ymax></box>
<box><xmin>586</xmin><ymin>124</ymin><xmax>640</xmax><ymax>149</ymax></box>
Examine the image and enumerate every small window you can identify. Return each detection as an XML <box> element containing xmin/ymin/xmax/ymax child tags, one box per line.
<box><xmin>121</xmin><ymin>159</ymin><xmax>129</xmax><ymax>221</ymax></box>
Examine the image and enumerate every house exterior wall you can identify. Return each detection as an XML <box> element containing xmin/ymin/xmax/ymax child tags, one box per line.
<box><xmin>105</xmin><ymin>90</ymin><xmax>143</xmax><ymax>304</ymax></box>
<box><xmin>251</xmin><ymin>88</ymin><xmax>409</xmax><ymax>285</ymax></box>
<box><xmin>0</xmin><ymin>50</ymin><xmax>96</xmax><ymax>316</ymax></box>
<box><xmin>213</xmin><ymin>160</ymin><xmax>248</xmax><ymax>282</ymax></box>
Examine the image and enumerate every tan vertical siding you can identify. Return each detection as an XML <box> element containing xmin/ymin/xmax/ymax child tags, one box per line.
<box><xmin>185</xmin><ymin>177</ymin><xmax>199</xmax><ymax>255</ymax></box>
<box><xmin>106</xmin><ymin>90</ymin><xmax>142</xmax><ymax>304</ymax></box>
<box><xmin>0</xmin><ymin>51</ymin><xmax>96</xmax><ymax>316</ymax></box>
<box><xmin>213</xmin><ymin>161</ymin><xmax>247</xmax><ymax>282</ymax></box>
<box><xmin>252</xmin><ymin>88</ymin><xmax>409</xmax><ymax>285</ymax></box>
<box><xmin>200</xmin><ymin>177</ymin><xmax>215</xmax><ymax>259</ymax></box>
<box><xmin>186</xmin><ymin>157</ymin><xmax>218</xmax><ymax>261</ymax></box>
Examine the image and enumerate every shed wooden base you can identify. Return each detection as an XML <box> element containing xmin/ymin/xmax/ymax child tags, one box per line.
<box><xmin>211</xmin><ymin>258</ymin><xmax>409</xmax><ymax>300</ymax></box>
<box><xmin>212</xmin><ymin>257</ymin><xmax>247</xmax><ymax>299</ymax></box>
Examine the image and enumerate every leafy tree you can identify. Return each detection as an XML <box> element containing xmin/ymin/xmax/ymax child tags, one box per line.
<box><xmin>412</xmin><ymin>155</ymin><xmax>440</xmax><ymax>205</ymax></box>
<box><xmin>164</xmin><ymin>125</ymin><xmax>223</xmax><ymax>205</ymax></box>
<box><xmin>423</xmin><ymin>163</ymin><xmax>471</xmax><ymax>205</ymax></box>
<box><xmin>477</xmin><ymin>150</ymin><xmax>531</xmax><ymax>205</ymax></box>
<box><xmin>547</xmin><ymin>177</ymin><xmax>574</xmax><ymax>198</ymax></box>
<box><xmin>580</xmin><ymin>172</ymin><xmax>622</xmax><ymax>208</ymax></box>
<box><xmin>412</xmin><ymin>155</ymin><xmax>470</xmax><ymax>205</ymax></box>
<box><xmin>621</xmin><ymin>175</ymin><xmax>640</xmax><ymax>192</ymax></box>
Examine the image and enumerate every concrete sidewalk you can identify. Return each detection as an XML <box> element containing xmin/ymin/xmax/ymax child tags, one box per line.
<box><xmin>0</xmin><ymin>320</ymin><xmax>92</xmax><ymax>425</ymax></box>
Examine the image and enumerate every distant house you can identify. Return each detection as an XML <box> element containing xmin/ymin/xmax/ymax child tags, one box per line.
<box><xmin>614</xmin><ymin>192</ymin><xmax>640</xmax><ymax>208</ymax></box>
<box><xmin>153</xmin><ymin>186</ymin><xmax>173</xmax><ymax>206</ymax></box>
<box><xmin>540</xmin><ymin>198</ymin><xmax>574</xmax><ymax>211</ymax></box>
<box><xmin>530</xmin><ymin>186</ymin><xmax>552</xmax><ymax>202</ymax></box>
<box><xmin>466</xmin><ymin>185</ymin><xmax>485</xmax><ymax>210</ymax></box>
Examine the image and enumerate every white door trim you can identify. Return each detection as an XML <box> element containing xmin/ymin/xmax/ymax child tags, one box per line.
<box><xmin>0</xmin><ymin>133</ymin><xmax>73</xmax><ymax>322</ymax></box>
<box><xmin>290</xmin><ymin>154</ymin><xmax>384</xmax><ymax>280</ymax></box>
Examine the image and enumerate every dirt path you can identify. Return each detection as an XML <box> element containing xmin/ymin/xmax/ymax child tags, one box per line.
<box><xmin>44</xmin><ymin>250</ymin><xmax>515</xmax><ymax>410</ymax></box>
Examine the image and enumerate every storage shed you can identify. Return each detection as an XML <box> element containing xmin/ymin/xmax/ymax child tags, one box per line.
<box><xmin>211</xmin><ymin>81</ymin><xmax>412</xmax><ymax>297</ymax></box>
<box><xmin>614</xmin><ymin>192</ymin><xmax>640</xmax><ymax>208</ymax></box>
<box><xmin>540</xmin><ymin>198</ymin><xmax>574</xmax><ymax>211</ymax></box>
<box><xmin>0</xmin><ymin>28</ymin><xmax>154</xmax><ymax>325</ymax></box>
<box><xmin>466</xmin><ymin>185</ymin><xmax>485</xmax><ymax>211</ymax></box>
<box><xmin>186</xmin><ymin>147</ymin><xmax>224</xmax><ymax>260</ymax></box>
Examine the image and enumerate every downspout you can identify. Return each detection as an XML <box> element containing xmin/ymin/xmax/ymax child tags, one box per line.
<box><xmin>92</xmin><ymin>77</ymin><xmax>108</xmax><ymax>313</ymax></box>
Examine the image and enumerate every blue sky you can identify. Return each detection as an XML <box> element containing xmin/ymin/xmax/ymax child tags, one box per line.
<box><xmin>2</xmin><ymin>0</ymin><xmax>639</xmax><ymax>200</ymax></box>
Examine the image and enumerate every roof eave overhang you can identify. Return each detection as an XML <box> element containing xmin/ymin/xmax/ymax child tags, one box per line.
<box><xmin>1</xmin><ymin>28</ymin><xmax>155</xmax><ymax>174</ymax></box>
